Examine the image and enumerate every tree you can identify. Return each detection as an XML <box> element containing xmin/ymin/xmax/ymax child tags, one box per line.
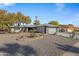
<box><xmin>34</xmin><ymin>20</ymin><xmax>40</xmax><ymax>25</ymax></box>
<box><xmin>22</xmin><ymin>16</ymin><xmax>31</xmax><ymax>24</ymax></box>
<box><xmin>0</xmin><ymin>9</ymin><xmax>32</xmax><ymax>32</ymax></box>
<box><xmin>48</xmin><ymin>20</ymin><xmax>59</xmax><ymax>26</ymax></box>
<box><xmin>0</xmin><ymin>10</ymin><xmax>7</xmax><ymax>30</ymax></box>
<box><xmin>17</xmin><ymin>12</ymin><xmax>32</xmax><ymax>24</ymax></box>
<box><xmin>17</xmin><ymin>12</ymin><xmax>24</xmax><ymax>22</ymax></box>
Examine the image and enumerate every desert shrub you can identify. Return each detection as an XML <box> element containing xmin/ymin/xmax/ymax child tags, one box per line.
<box><xmin>30</xmin><ymin>33</ymin><xmax>37</xmax><ymax>37</ymax></box>
<box><xmin>16</xmin><ymin>26</ymin><xmax>21</xmax><ymax>30</ymax></box>
<box><xmin>29</xmin><ymin>29</ymin><xmax>42</xmax><ymax>38</ymax></box>
<box><xmin>30</xmin><ymin>29</ymin><xmax>36</xmax><ymax>33</ymax></box>
<box><xmin>29</xmin><ymin>29</ymin><xmax>37</xmax><ymax>37</ymax></box>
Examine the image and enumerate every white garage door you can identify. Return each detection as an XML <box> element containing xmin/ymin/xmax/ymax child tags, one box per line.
<box><xmin>46</xmin><ymin>28</ymin><xmax>56</xmax><ymax>34</ymax></box>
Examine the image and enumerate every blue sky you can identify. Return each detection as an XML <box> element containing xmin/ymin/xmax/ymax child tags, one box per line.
<box><xmin>0</xmin><ymin>3</ymin><xmax>79</xmax><ymax>26</ymax></box>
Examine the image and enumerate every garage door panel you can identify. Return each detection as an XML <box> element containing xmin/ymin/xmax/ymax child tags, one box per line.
<box><xmin>46</xmin><ymin>28</ymin><xmax>56</xmax><ymax>34</ymax></box>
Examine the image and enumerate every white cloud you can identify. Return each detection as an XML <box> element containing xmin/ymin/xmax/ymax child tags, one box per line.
<box><xmin>54</xmin><ymin>3</ymin><xmax>71</xmax><ymax>15</ymax></box>
<box><xmin>54</xmin><ymin>3</ymin><xmax>65</xmax><ymax>12</ymax></box>
<box><xmin>0</xmin><ymin>3</ymin><xmax>14</xmax><ymax>7</ymax></box>
<box><xmin>75</xmin><ymin>13</ymin><xmax>79</xmax><ymax>17</ymax></box>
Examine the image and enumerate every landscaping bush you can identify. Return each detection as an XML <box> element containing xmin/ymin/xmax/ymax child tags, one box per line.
<box><xmin>30</xmin><ymin>29</ymin><xmax>36</xmax><ymax>33</ymax></box>
<box><xmin>30</xmin><ymin>33</ymin><xmax>37</xmax><ymax>37</ymax></box>
<box><xmin>29</xmin><ymin>29</ymin><xmax>42</xmax><ymax>38</ymax></box>
<box><xmin>29</xmin><ymin>29</ymin><xmax>37</xmax><ymax>38</ymax></box>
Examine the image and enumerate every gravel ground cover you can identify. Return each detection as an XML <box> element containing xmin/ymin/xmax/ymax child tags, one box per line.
<box><xmin>0</xmin><ymin>33</ymin><xmax>78</xmax><ymax>56</ymax></box>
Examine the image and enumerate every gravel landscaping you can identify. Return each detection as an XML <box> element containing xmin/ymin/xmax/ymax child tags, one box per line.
<box><xmin>0</xmin><ymin>33</ymin><xmax>79</xmax><ymax>56</ymax></box>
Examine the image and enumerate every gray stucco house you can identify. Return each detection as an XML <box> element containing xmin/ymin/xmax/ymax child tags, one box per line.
<box><xmin>10</xmin><ymin>23</ymin><xmax>60</xmax><ymax>34</ymax></box>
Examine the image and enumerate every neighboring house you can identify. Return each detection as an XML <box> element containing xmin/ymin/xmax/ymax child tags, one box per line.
<box><xmin>76</xmin><ymin>27</ymin><xmax>79</xmax><ymax>32</ymax></box>
<box><xmin>59</xmin><ymin>25</ymin><xmax>76</xmax><ymax>33</ymax></box>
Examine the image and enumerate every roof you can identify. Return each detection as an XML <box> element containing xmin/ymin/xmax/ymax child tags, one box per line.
<box><xmin>60</xmin><ymin>25</ymin><xmax>76</xmax><ymax>29</ymax></box>
<box><xmin>10</xmin><ymin>24</ymin><xmax>60</xmax><ymax>28</ymax></box>
<box><xmin>10</xmin><ymin>22</ymin><xmax>30</xmax><ymax>27</ymax></box>
<box><xmin>36</xmin><ymin>24</ymin><xmax>60</xmax><ymax>28</ymax></box>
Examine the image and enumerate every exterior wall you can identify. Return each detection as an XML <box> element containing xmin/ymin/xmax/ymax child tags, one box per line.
<box><xmin>74</xmin><ymin>34</ymin><xmax>79</xmax><ymax>39</ymax></box>
<box><xmin>24</xmin><ymin>28</ymin><xmax>28</xmax><ymax>32</ymax></box>
<box><xmin>36</xmin><ymin>26</ymin><xmax>45</xmax><ymax>33</ymax></box>
<box><xmin>11</xmin><ymin>28</ymin><xmax>15</xmax><ymax>32</ymax></box>
<box><xmin>67</xmin><ymin>29</ymin><xmax>72</xmax><ymax>32</ymax></box>
<box><xmin>36</xmin><ymin>26</ymin><xmax>58</xmax><ymax>34</ymax></box>
<box><xmin>67</xmin><ymin>28</ymin><xmax>75</xmax><ymax>33</ymax></box>
<box><xmin>46</xmin><ymin>27</ymin><xmax>57</xmax><ymax>34</ymax></box>
<box><xmin>56</xmin><ymin>32</ymin><xmax>71</xmax><ymax>37</ymax></box>
<box><xmin>59</xmin><ymin>28</ymin><xmax>74</xmax><ymax>33</ymax></box>
<box><xmin>14</xmin><ymin>28</ymin><xmax>21</xmax><ymax>32</ymax></box>
<box><xmin>56</xmin><ymin>32</ymin><xmax>79</xmax><ymax>40</ymax></box>
<box><xmin>60</xmin><ymin>25</ymin><xmax>75</xmax><ymax>33</ymax></box>
<box><xmin>11</xmin><ymin>28</ymin><xmax>22</xmax><ymax>33</ymax></box>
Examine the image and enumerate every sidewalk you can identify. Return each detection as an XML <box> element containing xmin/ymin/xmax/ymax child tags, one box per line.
<box><xmin>63</xmin><ymin>42</ymin><xmax>79</xmax><ymax>56</ymax></box>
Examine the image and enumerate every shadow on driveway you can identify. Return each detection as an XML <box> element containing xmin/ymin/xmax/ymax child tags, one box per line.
<box><xmin>55</xmin><ymin>43</ymin><xmax>79</xmax><ymax>54</ymax></box>
<box><xmin>0</xmin><ymin>43</ymin><xmax>37</xmax><ymax>56</ymax></box>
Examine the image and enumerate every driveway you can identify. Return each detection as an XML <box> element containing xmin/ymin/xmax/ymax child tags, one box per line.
<box><xmin>63</xmin><ymin>42</ymin><xmax>79</xmax><ymax>56</ymax></box>
<box><xmin>0</xmin><ymin>34</ymin><xmax>78</xmax><ymax>56</ymax></box>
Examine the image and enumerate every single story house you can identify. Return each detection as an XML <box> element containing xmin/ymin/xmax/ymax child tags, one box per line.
<box><xmin>59</xmin><ymin>25</ymin><xmax>76</xmax><ymax>33</ymax></box>
<box><xmin>10</xmin><ymin>23</ymin><xmax>60</xmax><ymax>34</ymax></box>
